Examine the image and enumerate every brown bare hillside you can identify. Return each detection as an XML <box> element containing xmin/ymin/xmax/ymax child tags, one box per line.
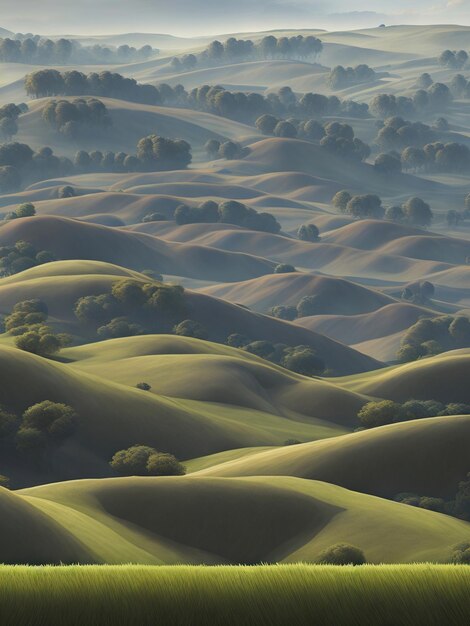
<box><xmin>295</xmin><ymin>303</ymin><xmax>435</xmax><ymax>345</ymax></box>
<box><xmin>199</xmin><ymin>273</ymin><xmax>395</xmax><ymax>314</ymax></box>
<box><xmin>0</xmin><ymin>216</ymin><xmax>275</xmax><ymax>282</ymax></box>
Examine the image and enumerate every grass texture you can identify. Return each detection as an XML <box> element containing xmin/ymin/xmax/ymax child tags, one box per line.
<box><xmin>0</xmin><ymin>564</ymin><xmax>469</xmax><ymax>625</ymax></box>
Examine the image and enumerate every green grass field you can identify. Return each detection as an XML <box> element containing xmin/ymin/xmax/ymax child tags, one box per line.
<box><xmin>1</xmin><ymin>564</ymin><xmax>469</xmax><ymax>626</ymax></box>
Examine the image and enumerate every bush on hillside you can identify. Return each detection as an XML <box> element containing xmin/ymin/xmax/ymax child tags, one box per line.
<box><xmin>21</xmin><ymin>401</ymin><xmax>77</xmax><ymax>440</ymax></box>
<box><xmin>357</xmin><ymin>400</ymin><xmax>401</xmax><ymax>429</ymax></box>
<box><xmin>357</xmin><ymin>398</ymin><xmax>470</xmax><ymax>429</ymax></box>
<box><xmin>0</xmin><ymin>240</ymin><xmax>56</xmax><ymax>277</ymax></box>
<box><xmin>281</xmin><ymin>346</ymin><xmax>325</xmax><ymax>376</ymax></box>
<box><xmin>42</xmin><ymin>98</ymin><xmax>112</xmax><ymax>138</ymax></box>
<box><xmin>317</xmin><ymin>543</ymin><xmax>366</xmax><ymax>565</ymax></box>
<box><xmin>97</xmin><ymin>317</ymin><xmax>144</xmax><ymax>340</ymax></box>
<box><xmin>5</xmin><ymin>202</ymin><xmax>36</xmax><ymax>219</ymax></box>
<box><xmin>451</xmin><ymin>542</ymin><xmax>470</xmax><ymax>564</ymax></box>
<box><xmin>270</xmin><ymin>305</ymin><xmax>298</xmax><ymax>321</ymax></box>
<box><xmin>173</xmin><ymin>319</ymin><xmax>209</xmax><ymax>340</ymax></box>
<box><xmin>297</xmin><ymin>224</ymin><xmax>320</xmax><ymax>242</ymax></box>
<box><xmin>136</xmin><ymin>382</ymin><xmax>151</xmax><ymax>391</ymax></box>
<box><xmin>15</xmin><ymin>401</ymin><xmax>78</xmax><ymax>456</ymax></box>
<box><xmin>110</xmin><ymin>445</ymin><xmax>185</xmax><ymax>476</ymax></box>
<box><xmin>5</xmin><ymin>299</ymin><xmax>71</xmax><ymax>357</ymax></box>
<box><xmin>174</xmin><ymin>199</ymin><xmax>280</xmax><ymax>234</ymax></box>
<box><xmin>74</xmin><ymin>281</ymin><xmax>187</xmax><ymax>339</ymax></box>
<box><xmin>398</xmin><ymin>315</ymin><xmax>470</xmax><ymax>362</ymax></box>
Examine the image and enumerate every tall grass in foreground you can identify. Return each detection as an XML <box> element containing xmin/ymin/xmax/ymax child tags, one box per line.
<box><xmin>0</xmin><ymin>564</ymin><xmax>469</xmax><ymax>625</ymax></box>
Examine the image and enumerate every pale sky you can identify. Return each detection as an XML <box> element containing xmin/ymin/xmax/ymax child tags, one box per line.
<box><xmin>1</xmin><ymin>0</ymin><xmax>470</xmax><ymax>36</ymax></box>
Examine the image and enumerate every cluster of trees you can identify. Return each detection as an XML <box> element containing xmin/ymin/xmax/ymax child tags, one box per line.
<box><xmin>328</xmin><ymin>65</ymin><xmax>376</xmax><ymax>90</ymax></box>
<box><xmin>42</xmin><ymin>98</ymin><xmax>111</xmax><ymax>139</ymax></box>
<box><xmin>110</xmin><ymin>444</ymin><xmax>185</xmax><ymax>476</ymax></box>
<box><xmin>170</xmin><ymin>54</ymin><xmax>198</xmax><ymax>72</ymax></box>
<box><xmin>73</xmin><ymin>140</ymin><xmax>190</xmax><ymax>174</ymax></box>
<box><xmin>438</xmin><ymin>49</ymin><xmax>468</xmax><ymax>69</ymax></box>
<box><xmin>357</xmin><ymin>398</ymin><xmax>470</xmax><ymax>429</ymax></box>
<box><xmin>174</xmin><ymin>200</ymin><xmax>281</xmax><ymax>234</ymax></box>
<box><xmin>136</xmin><ymin>135</ymin><xmax>192</xmax><ymax>171</ymax></box>
<box><xmin>0</xmin><ymin>400</ymin><xmax>78</xmax><ymax>461</ymax></box>
<box><xmin>255</xmin><ymin>116</ymin><xmax>371</xmax><ymax>160</ymax></box>
<box><xmin>395</xmin><ymin>471</ymin><xmax>470</xmax><ymax>525</ymax></box>
<box><xmin>173</xmin><ymin>319</ymin><xmax>208</xmax><ymax>340</ymax></box>
<box><xmin>0</xmin><ymin>142</ymin><xmax>72</xmax><ymax>192</ymax></box>
<box><xmin>23</xmin><ymin>70</ymin><xmax>370</xmax><ymax>125</ymax></box>
<box><xmin>413</xmin><ymin>141</ymin><xmax>470</xmax><ymax>174</ymax></box>
<box><xmin>332</xmin><ymin>191</ymin><xmax>433</xmax><ymax>226</ymax></box>
<box><xmin>370</xmin><ymin>84</ymin><xmax>453</xmax><ymax>118</ymax></box>
<box><xmin>449</xmin><ymin>74</ymin><xmax>470</xmax><ymax>99</ymax></box>
<box><xmin>0</xmin><ymin>135</ymin><xmax>192</xmax><ymax>193</ymax></box>
<box><xmin>401</xmin><ymin>280</ymin><xmax>435</xmax><ymax>304</ymax></box>
<box><xmin>373</xmin><ymin>141</ymin><xmax>470</xmax><ymax>175</ymax></box>
<box><xmin>204</xmin><ymin>139</ymin><xmax>248</xmax><ymax>160</ymax></box>
<box><xmin>25</xmin><ymin>70</ymin><xmax>166</xmax><ymax>104</ymax></box>
<box><xmin>74</xmin><ymin>279</ymin><xmax>187</xmax><ymax>340</ymax></box>
<box><xmin>171</xmin><ymin>35</ymin><xmax>323</xmax><ymax>71</ymax></box>
<box><xmin>5</xmin><ymin>299</ymin><xmax>71</xmax><ymax>357</ymax></box>
<box><xmin>298</xmin><ymin>223</ymin><xmax>320</xmax><ymax>242</ymax></box>
<box><xmin>0</xmin><ymin>237</ymin><xmax>57</xmax><ymax>277</ymax></box>
<box><xmin>451</xmin><ymin>202</ymin><xmax>470</xmax><ymax>233</ymax></box>
<box><xmin>446</xmin><ymin>208</ymin><xmax>467</xmax><ymax>227</ymax></box>
<box><xmin>0</xmin><ymin>102</ymin><xmax>27</xmax><ymax>141</ymax></box>
<box><xmin>375</xmin><ymin>116</ymin><xmax>436</xmax><ymax>151</ymax></box>
<box><xmin>4</xmin><ymin>201</ymin><xmax>36</xmax><ymax>221</ymax></box>
<box><xmin>332</xmin><ymin>191</ymin><xmax>383</xmax><ymax>219</ymax></box>
<box><xmin>0</xmin><ymin>36</ymin><xmax>157</xmax><ymax>65</ymax></box>
<box><xmin>226</xmin><ymin>334</ymin><xmax>326</xmax><ymax>376</ymax></box>
<box><xmin>452</xmin><ymin>540</ymin><xmax>470</xmax><ymax>563</ymax></box>
<box><xmin>271</xmin><ymin>290</ymin><xmax>350</xmax><ymax>322</ymax></box>
<box><xmin>191</xmin><ymin>85</ymin><xmax>369</xmax><ymax>123</ymax></box>
<box><xmin>397</xmin><ymin>315</ymin><xmax>470</xmax><ymax>362</ymax></box>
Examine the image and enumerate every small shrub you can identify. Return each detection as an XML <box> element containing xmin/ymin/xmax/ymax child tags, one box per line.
<box><xmin>136</xmin><ymin>382</ymin><xmax>151</xmax><ymax>391</ymax></box>
<box><xmin>173</xmin><ymin>319</ymin><xmax>208</xmax><ymax>340</ymax></box>
<box><xmin>110</xmin><ymin>445</ymin><xmax>185</xmax><ymax>476</ymax></box>
<box><xmin>451</xmin><ymin>542</ymin><xmax>470</xmax><ymax>564</ymax></box>
<box><xmin>317</xmin><ymin>543</ymin><xmax>366</xmax><ymax>565</ymax></box>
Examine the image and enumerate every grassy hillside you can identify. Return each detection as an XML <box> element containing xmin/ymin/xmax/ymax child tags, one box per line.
<box><xmin>0</xmin><ymin>341</ymin><xmax>358</xmax><ymax>487</ymax></box>
<box><xmin>339</xmin><ymin>351</ymin><xmax>470</xmax><ymax>403</ymax></box>
<box><xmin>65</xmin><ymin>335</ymin><xmax>367</xmax><ymax>424</ymax></box>
<box><xmin>16</xmin><ymin>475</ymin><xmax>470</xmax><ymax>564</ymax></box>
<box><xmin>196</xmin><ymin>415</ymin><xmax>470</xmax><ymax>499</ymax></box>
<box><xmin>16</xmin><ymin>97</ymin><xmax>258</xmax><ymax>157</ymax></box>
<box><xmin>0</xmin><ymin>260</ymin><xmax>381</xmax><ymax>375</ymax></box>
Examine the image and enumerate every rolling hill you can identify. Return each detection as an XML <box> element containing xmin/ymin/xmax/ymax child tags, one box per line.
<box><xmin>199</xmin><ymin>272</ymin><xmax>396</xmax><ymax>314</ymax></box>
<box><xmin>4</xmin><ymin>475</ymin><xmax>467</xmax><ymax>564</ymax></box>
<box><xmin>0</xmin><ymin>215</ymin><xmax>276</xmax><ymax>282</ymax></box>
<box><xmin>195</xmin><ymin>415</ymin><xmax>470</xmax><ymax>500</ymax></box>
<box><xmin>0</xmin><ymin>259</ymin><xmax>381</xmax><ymax>374</ymax></box>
